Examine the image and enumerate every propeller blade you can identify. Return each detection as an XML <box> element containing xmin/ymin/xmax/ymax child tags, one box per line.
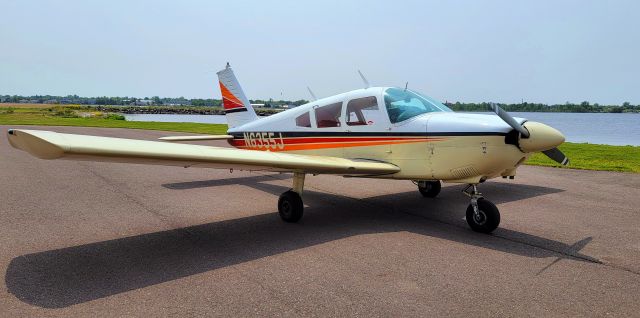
<box><xmin>490</xmin><ymin>103</ymin><xmax>530</xmax><ymax>138</ymax></box>
<box><xmin>542</xmin><ymin>147</ymin><xmax>570</xmax><ymax>165</ymax></box>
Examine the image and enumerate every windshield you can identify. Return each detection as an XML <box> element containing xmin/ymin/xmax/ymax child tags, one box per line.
<box><xmin>384</xmin><ymin>88</ymin><xmax>452</xmax><ymax>123</ymax></box>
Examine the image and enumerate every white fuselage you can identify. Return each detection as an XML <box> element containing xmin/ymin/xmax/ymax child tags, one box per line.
<box><xmin>225</xmin><ymin>87</ymin><xmax>539</xmax><ymax>183</ymax></box>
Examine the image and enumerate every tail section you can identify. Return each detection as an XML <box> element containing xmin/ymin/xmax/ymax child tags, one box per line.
<box><xmin>216</xmin><ymin>63</ymin><xmax>259</xmax><ymax>128</ymax></box>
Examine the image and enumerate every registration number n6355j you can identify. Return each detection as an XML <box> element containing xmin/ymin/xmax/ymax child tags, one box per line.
<box><xmin>243</xmin><ymin>132</ymin><xmax>285</xmax><ymax>150</ymax></box>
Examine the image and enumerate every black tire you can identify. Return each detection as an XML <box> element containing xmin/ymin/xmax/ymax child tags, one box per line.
<box><xmin>466</xmin><ymin>198</ymin><xmax>500</xmax><ymax>233</ymax></box>
<box><xmin>278</xmin><ymin>190</ymin><xmax>304</xmax><ymax>223</ymax></box>
<box><xmin>418</xmin><ymin>181</ymin><xmax>441</xmax><ymax>198</ymax></box>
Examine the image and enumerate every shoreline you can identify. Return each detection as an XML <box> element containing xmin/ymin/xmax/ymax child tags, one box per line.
<box><xmin>1</xmin><ymin>103</ymin><xmax>639</xmax><ymax>115</ymax></box>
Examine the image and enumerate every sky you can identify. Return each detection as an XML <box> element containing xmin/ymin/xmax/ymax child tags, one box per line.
<box><xmin>1</xmin><ymin>0</ymin><xmax>638</xmax><ymax>104</ymax></box>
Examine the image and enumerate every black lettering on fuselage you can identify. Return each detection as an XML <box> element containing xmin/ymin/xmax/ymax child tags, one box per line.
<box><xmin>243</xmin><ymin>132</ymin><xmax>285</xmax><ymax>150</ymax></box>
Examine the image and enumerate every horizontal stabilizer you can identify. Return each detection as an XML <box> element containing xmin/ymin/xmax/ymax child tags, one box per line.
<box><xmin>158</xmin><ymin>135</ymin><xmax>234</xmax><ymax>141</ymax></box>
<box><xmin>7</xmin><ymin>129</ymin><xmax>400</xmax><ymax>175</ymax></box>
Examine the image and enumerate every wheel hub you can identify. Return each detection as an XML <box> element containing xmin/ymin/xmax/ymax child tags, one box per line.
<box><xmin>473</xmin><ymin>210</ymin><xmax>487</xmax><ymax>225</ymax></box>
<box><xmin>281</xmin><ymin>202</ymin><xmax>292</xmax><ymax>216</ymax></box>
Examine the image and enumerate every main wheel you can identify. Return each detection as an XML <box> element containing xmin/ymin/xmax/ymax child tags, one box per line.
<box><xmin>278</xmin><ymin>190</ymin><xmax>304</xmax><ymax>223</ymax></box>
<box><xmin>466</xmin><ymin>198</ymin><xmax>500</xmax><ymax>233</ymax></box>
<box><xmin>418</xmin><ymin>181</ymin><xmax>441</xmax><ymax>198</ymax></box>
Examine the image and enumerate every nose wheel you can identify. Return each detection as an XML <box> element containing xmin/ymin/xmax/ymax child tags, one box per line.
<box><xmin>463</xmin><ymin>184</ymin><xmax>500</xmax><ymax>233</ymax></box>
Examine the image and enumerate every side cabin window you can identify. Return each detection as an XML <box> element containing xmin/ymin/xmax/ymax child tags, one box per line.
<box><xmin>295</xmin><ymin>112</ymin><xmax>311</xmax><ymax>127</ymax></box>
<box><xmin>346</xmin><ymin>96</ymin><xmax>380</xmax><ymax>126</ymax></box>
<box><xmin>314</xmin><ymin>102</ymin><xmax>343</xmax><ymax>128</ymax></box>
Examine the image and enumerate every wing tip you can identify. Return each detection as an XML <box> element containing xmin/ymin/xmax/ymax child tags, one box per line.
<box><xmin>7</xmin><ymin>129</ymin><xmax>65</xmax><ymax>159</ymax></box>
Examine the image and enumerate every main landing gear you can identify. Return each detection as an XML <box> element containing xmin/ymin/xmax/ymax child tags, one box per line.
<box><xmin>278</xmin><ymin>172</ymin><xmax>305</xmax><ymax>222</ymax></box>
<box><xmin>416</xmin><ymin>180</ymin><xmax>441</xmax><ymax>198</ymax></box>
<box><xmin>279</xmin><ymin>175</ymin><xmax>500</xmax><ymax>233</ymax></box>
<box><xmin>462</xmin><ymin>184</ymin><xmax>500</xmax><ymax>233</ymax></box>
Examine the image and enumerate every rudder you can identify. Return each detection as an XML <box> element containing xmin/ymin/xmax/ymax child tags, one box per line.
<box><xmin>217</xmin><ymin>63</ymin><xmax>259</xmax><ymax>128</ymax></box>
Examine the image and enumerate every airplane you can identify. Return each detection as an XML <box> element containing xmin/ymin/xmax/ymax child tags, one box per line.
<box><xmin>6</xmin><ymin>63</ymin><xmax>569</xmax><ymax>234</ymax></box>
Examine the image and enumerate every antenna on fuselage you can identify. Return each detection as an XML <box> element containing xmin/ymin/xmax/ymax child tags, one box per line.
<box><xmin>357</xmin><ymin>70</ymin><xmax>370</xmax><ymax>89</ymax></box>
<box><xmin>307</xmin><ymin>86</ymin><xmax>317</xmax><ymax>101</ymax></box>
<box><xmin>404</xmin><ymin>82</ymin><xmax>408</xmax><ymax>91</ymax></box>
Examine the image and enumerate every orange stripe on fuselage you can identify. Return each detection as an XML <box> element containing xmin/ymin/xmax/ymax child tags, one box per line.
<box><xmin>275</xmin><ymin>136</ymin><xmax>427</xmax><ymax>144</ymax></box>
<box><xmin>231</xmin><ymin>137</ymin><xmax>444</xmax><ymax>152</ymax></box>
<box><xmin>274</xmin><ymin>138</ymin><xmax>436</xmax><ymax>151</ymax></box>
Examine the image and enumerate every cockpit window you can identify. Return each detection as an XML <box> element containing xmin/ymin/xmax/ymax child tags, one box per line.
<box><xmin>346</xmin><ymin>96</ymin><xmax>380</xmax><ymax>126</ymax></box>
<box><xmin>384</xmin><ymin>88</ymin><xmax>452</xmax><ymax>123</ymax></box>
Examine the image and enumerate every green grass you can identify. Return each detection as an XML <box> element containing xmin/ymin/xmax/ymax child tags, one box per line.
<box><xmin>526</xmin><ymin>143</ymin><xmax>639</xmax><ymax>173</ymax></box>
<box><xmin>0</xmin><ymin>107</ymin><xmax>227</xmax><ymax>134</ymax></box>
<box><xmin>2</xmin><ymin>106</ymin><xmax>638</xmax><ymax>173</ymax></box>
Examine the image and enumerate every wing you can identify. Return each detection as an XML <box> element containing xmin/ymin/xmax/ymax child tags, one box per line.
<box><xmin>7</xmin><ymin>129</ymin><xmax>399</xmax><ymax>175</ymax></box>
<box><xmin>158</xmin><ymin>135</ymin><xmax>234</xmax><ymax>141</ymax></box>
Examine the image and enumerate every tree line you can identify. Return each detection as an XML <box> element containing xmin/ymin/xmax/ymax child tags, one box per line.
<box><xmin>1</xmin><ymin>94</ymin><xmax>638</xmax><ymax>113</ymax></box>
<box><xmin>445</xmin><ymin>101</ymin><xmax>638</xmax><ymax>113</ymax></box>
<box><xmin>0</xmin><ymin>94</ymin><xmax>309</xmax><ymax>108</ymax></box>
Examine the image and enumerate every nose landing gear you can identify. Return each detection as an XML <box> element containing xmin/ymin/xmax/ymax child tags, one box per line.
<box><xmin>463</xmin><ymin>184</ymin><xmax>500</xmax><ymax>233</ymax></box>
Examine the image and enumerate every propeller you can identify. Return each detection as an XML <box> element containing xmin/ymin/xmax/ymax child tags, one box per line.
<box><xmin>490</xmin><ymin>103</ymin><xmax>529</xmax><ymax>138</ymax></box>
<box><xmin>489</xmin><ymin>103</ymin><xmax>569</xmax><ymax>166</ymax></box>
<box><xmin>542</xmin><ymin>148</ymin><xmax>570</xmax><ymax>166</ymax></box>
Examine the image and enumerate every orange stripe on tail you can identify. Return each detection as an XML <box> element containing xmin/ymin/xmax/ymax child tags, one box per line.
<box><xmin>219</xmin><ymin>81</ymin><xmax>245</xmax><ymax>110</ymax></box>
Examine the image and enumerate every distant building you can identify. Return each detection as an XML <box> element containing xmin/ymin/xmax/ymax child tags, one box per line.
<box><xmin>163</xmin><ymin>99</ymin><xmax>191</xmax><ymax>106</ymax></box>
<box><xmin>135</xmin><ymin>99</ymin><xmax>153</xmax><ymax>106</ymax></box>
<box><xmin>251</xmin><ymin>103</ymin><xmax>265</xmax><ymax>108</ymax></box>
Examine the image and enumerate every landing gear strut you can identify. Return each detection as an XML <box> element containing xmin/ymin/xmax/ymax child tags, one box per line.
<box><xmin>462</xmin><ymin>184</ymin><xmax>500</xmax><ymax>233</ymax></box>
<box><xmin>278</xmin><ymin>172</ymin><xmax>305</xmax><ymax>222</ymax></box>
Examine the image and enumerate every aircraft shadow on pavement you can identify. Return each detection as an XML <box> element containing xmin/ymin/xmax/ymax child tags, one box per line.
<box><xmin>162</xmin><ymin>173</ymin><xmax>292</xmax><ymax>190</ymax></box>
<box><xmin>5</xmin><ymin>175</ymin><xmax>595</xmax><ymax>309</ymax></box>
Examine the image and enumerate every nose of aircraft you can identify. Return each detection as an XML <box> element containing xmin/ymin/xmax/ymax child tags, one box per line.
<box><xmin>518</xmin><ymin>121</ymin><xmax>565</xmax><ymax>153</ymax></box>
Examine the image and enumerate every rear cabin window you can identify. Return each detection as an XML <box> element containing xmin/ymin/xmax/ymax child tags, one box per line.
<box><xmin>314</xmin><ymin>102</ymin><xmax>343</xmax><ymax>128</ymax></box>
<box><xmin>295</xmin><ymin>112</ymin><xmax>311</xmax><ymax>127</ymax></box>
<box><xmin>346</xmin><ymin>96</ymin><xmax>380</xmax><ymax>126</ymax></box>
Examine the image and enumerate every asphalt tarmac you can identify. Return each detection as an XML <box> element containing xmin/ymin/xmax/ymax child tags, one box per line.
<box><xmin>1</xmin><ymin>126</ymin><xmax>639</xmax><ymax>317</ymax></box>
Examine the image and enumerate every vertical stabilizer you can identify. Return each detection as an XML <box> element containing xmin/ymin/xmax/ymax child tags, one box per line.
<box><xmin>216</xmin><ymin>63</ymin><xmax>259</xmax><ymax>128</ymax></box>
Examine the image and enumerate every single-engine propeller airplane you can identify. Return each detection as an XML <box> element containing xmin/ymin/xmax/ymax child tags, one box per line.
<box><xmin>7</xmin><ymin>63</ymin><xmax>569</xmax><ymax>233</ymax></box>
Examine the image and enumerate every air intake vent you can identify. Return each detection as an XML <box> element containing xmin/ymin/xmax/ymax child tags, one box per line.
<box><xmin>450</xmin><ymin>166</ymin><xmax>479</xmax><ymax>179</ymax></box>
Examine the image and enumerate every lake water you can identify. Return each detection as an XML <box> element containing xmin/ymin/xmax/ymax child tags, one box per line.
<box><xmin>124</xmin><ymin>112</ymin><xmax>640</xmax><ymax>146</ymax></box>
<box><xmin>125</xmin><ymin>114</ymin><xmax>230</xmax><ymax>124</ymax></box>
